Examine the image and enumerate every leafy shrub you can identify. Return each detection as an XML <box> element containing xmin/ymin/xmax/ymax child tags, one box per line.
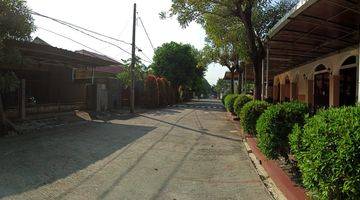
<box><xmin>224</xmin><ymin>94</ymin><xmax>239</xmax><ymax>113</ymax></box>
<box><xmin>256</xmin><ymin>101</ymin><xmax>308</xmax><ymax>159</ymax></box>
<box><xmin>221</xmin><ymin>93</ymin><xmax>230</xmax><ymax>105</ymax></box>
<box><xmin>157</xmin><ymin>77</ymin><xmax>168</xmax><ymax>107</ymax></box>
<box><xmin>289</xmin><ymin>106</ymin><xmax>360</xmax><ymax>199</ymax></box>
<box><xmin>233</xmin><ymin>94</ymin><xmax>253</xmax><ymax>117</ymax></box>
<box><xmin>264</xmin><ymin>97</ymin><xmax>273</xmax><ymax>104</ymax></box>
<box><xmin>240</xmin><ymin>100</ymin><xmax>270</xmax><ymax>135</ymax></box>
<box><xmin>144</xmin><ymin>75</ymin><xmax>159</xmax><ymax>108</ymax></box>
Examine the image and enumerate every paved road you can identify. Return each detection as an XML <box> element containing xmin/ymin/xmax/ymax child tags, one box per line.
<box><xmin>0</xmin><ymin>100</ymin><xmax>271</xmax><ymax>200</ymax></box>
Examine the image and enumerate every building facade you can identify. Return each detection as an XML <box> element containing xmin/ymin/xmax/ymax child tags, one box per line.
<box><xmin>264</xmin><ymin>0</ymin><xmax>360</xmax><ymax>108</ymax></box>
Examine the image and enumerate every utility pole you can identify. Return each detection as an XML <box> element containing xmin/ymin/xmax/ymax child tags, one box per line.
<box><xmin>130</xmin><ymin>3</ymin><xmax>136</xmax><ymax>113</ymax></box>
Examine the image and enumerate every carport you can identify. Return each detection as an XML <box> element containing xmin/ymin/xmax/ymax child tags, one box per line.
<box><xmin>263</xmin><ymin>0</ymin><xmax>360</xmax><ymax>106</ymax></box>
<box><xmin>1</xmin><ymin>40</ymin><xmax>119</xmax><ymax>118</ymax></box>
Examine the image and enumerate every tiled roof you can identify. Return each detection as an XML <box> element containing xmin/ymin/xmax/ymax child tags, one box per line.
<box><xmin>75</xmin><ymin>50</ymin><xmax>125</xmax><ymax>74</ymax></box>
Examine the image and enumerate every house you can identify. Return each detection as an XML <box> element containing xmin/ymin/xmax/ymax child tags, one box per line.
<box><xmin>1</xmin><ymin>38</ymin><xmax>118</xmax><ymax>119</ymax></box>
<box><xmin>263</xmin><ymin>0</ymin><xmax>360</xmax><ymax>108</ymax></box>
<box><xmin>75</xmin><ymin>50</ymin><xmax>125</xmax><ymax>111</ymax></box>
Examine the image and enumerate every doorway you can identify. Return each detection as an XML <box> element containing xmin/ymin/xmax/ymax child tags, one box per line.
<box><xmin>284</xmin><ymin>77</ymin><xmax>291</xmax><ymax>101</ymax></box>
<box><xmin>314</xmin><ymin>65</ymin><xmax>329</xmax><ymax>108</ymax></box>
<box><xmin>340</xmin><ymin>56</ymin><xmax>357</xmax><ymax>106</ymax></box>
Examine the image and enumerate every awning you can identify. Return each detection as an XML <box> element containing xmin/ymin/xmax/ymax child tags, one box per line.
<box><xmin>267</xmin><ymin>0</ymin><xmax>360</xmax><ymax>77</ymax></box>
<box><xmin>5</xmin><ymin>40</ymin><xmax>120</xmax><ymax>68</ymax></box>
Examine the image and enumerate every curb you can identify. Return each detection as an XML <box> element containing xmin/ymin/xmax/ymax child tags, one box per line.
<box><xmin>226</xmin><ymin>112</ymin><xmax>307</xmax><ymax>200</ymax></box>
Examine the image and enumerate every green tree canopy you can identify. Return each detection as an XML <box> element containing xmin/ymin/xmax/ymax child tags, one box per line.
<box><xmin>0</xmin><ymin>0</ymin><xmax>34</xmax><ymax>47</ymax></box>
<box><xmin>116</xmin><ymin>57</ymin><xmax>148</xmax><ymax>88</ymax></box>
<box><xmin>0</xmin><ymin>0</ymin><xmax>34</xmax><ymax>129</ymax></box>
<box><xmin>163</xmin><ymin>0</ymin><xmax>297</xmax><ymax>99</ymax></box>
<box><xmin>214</xmin><ymin>78</ymin><xmax>230</xmax><ymax>95</ymax></box>
<box><xmin>151</xmin><ymin>41</ymin><xmax>200</xmax><ymax>88</ymax></box>
<box><xmin>192</xmin><ymin>77</ymin><xmax>212</xmax><ymax>98</ymax></box>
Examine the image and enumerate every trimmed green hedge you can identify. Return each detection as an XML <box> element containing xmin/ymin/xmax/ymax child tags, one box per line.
<box><xmin>234</xmin><ymin>94</ymin><xmax>253</xmax><ymax>117</ymax></box>
<box><xmin>224</xmin><ymin>94</ymin><xmax>239</xmax><ymax>113</ymax></box>
<box><xmin>221</xmin><ymin>94</ymin><xmax>227</xmax><ymax>105</ymax></box>
<box><xmin>221</xmin><ymin>93</ymin><xmax>230</xmax><ymax>105</ymax></box>
<box><xmin>240</xmin><ymin>100</ymin><xmax>270</xmax><ymax>135</ymax></box>
<box><xmin>256</xmin><ymin>101</ymin><xmax>308</xmax><ymax>159</ymax></box>
<box><xmin>289</xmin><ymin>106</ymin><xmax>360</xmax><ymax>199</ymax></box>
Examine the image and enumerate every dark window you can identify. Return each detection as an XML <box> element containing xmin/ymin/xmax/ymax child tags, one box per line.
<box><xmin>315</xmin><ymin>64</ymin><xmax>326</xmax><ymax>72</ymax></box>
<box><xmin>342</xmin><ymin>56</ymin><xmax>356</xmax><ymax>66</ymax></box>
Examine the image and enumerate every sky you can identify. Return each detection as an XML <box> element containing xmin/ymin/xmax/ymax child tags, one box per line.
<box><xmin>26</xmin><ymin>0</ymin><xmax>227</xmax><ymax>85</ymax></box>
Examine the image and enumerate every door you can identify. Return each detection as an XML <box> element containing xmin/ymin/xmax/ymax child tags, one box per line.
<box><xmin>340</xmin><ymin>67</ymin><xmax>357</xmax><ymax>106</ymax></box>
<box><xmin>314</xmin><ymin>72</ymin><xmax>329</xmax><ymax>108</ymax></box>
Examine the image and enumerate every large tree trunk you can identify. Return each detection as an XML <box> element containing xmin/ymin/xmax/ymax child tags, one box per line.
<box><xmin>253</xmin><ymin>60</ymin><xmax>263</xmax><ymax>100</ymax></box>
<box><xmin>236</xmin><ymin>5</ymin><xmax>265</xmax><ymax>99</ymax></box>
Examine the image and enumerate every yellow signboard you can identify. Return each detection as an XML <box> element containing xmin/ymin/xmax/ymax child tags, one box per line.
<box><xmin>74</xmin><ymin>69</ymin><xmax>92</xmax><ymax>80</ymax></box>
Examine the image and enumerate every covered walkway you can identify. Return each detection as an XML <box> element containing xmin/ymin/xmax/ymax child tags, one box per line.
<box><xmin>263</xmin><ymin>0</ymin><xmax>360</xmax><ymax>107</ymax></box>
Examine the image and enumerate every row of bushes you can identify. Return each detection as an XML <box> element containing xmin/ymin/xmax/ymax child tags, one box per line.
<box><xmin>290</xmin><ymin>106</ymin><xmax>360</xmax><ymax>199</ymax></box>
<box><xmin>223</xmin><ymin>94</ymin><xmax>360</xmax><ymax>199</ymax></box>
<box><xmin>144</xmin><ymin>75</ymin><xmax>178</xmax><ymax>108</ymax></box>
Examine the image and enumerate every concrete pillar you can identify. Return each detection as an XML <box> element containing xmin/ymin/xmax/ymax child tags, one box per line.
<box><xmin>307</xmin><ymin>80</ymin><xmax>314</xmax><ymax>106</ymax></box>
<box><xmin>290</xmin><ymin>82</ymin><xmax>298</xmax><ymax>101</ymax></box>
<box><xmin>20</xmin><ymin>79</ymin><xmax>26</xmax><ymax>119</ymax></box>
<box><xmin>329</xmin><ymin>75</ymin><xmax>340</xmax><ymax>107</ymax></box>
<box><xmin>280</xmin><ymin>84</ymin><xmax>286</xmax><ymax>102</ymax></box>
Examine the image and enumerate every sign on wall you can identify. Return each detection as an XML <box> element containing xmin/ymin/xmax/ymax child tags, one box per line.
<box><xmin>73</xmin><ymin>68</ymin><xmax>92</xmax><ymax>80</ymax></box>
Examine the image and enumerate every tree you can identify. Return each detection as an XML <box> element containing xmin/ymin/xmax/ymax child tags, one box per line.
<box><xmin>0</xmin><ymin>0</ymin><xmax>34</xmax><ymax>130</ymax></box>
<box><xmin>0</xmin><ymin>72</ymin><xmax>19</xmax><ymax>129</ymax></box>
<box><xmin>163</xmin><ymin>0</ymin><xmax>297</xmax><ymax>99</ymax></box>
<box><xmin>214</xmin><ymin>78</ymin><xmax>230</xmax><ymax>97</ymax></box>
<box><xmin>151</xmin><ymin>42</ymin><xmax>199</xmax><ymax>89</ymax></box>
<box><xmin>202</xmin><ymin>13</ymin><xmax>247</xmax><ymax>94</ymax></box>
<box><xmin>116</xmin><ymin>57</ymin><xmax>147</xmax><ymax>88</ymax></box>
<box><xmin>192</xmin><ymin>77</ymin><xmax>212</xmax><ymax>98</ymax></box>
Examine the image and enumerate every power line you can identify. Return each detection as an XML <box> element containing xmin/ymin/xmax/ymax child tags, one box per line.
<box><xmin>37</xmin><ymin>26</ymin><xmax>106</xmax><ymax>56</ymax></box>
<box><xmin>32</xmin><ymin>11</ymin><xmax>132</xmax><ymax>56</ymax></box>
<box><xmin>32</xmin><ymin>11</ymin><xmax>152</xmax><ymax>64</ymax></box>
<box><xmin>31</xmin><ymin>11</ymin><xmax>133</xmax><ymax>46</ymax></box>
<box><xmin>138</xmin><ymin>16</ymin><xmax>155</xmax><ymax>51</ymax></box>
<box><xmin>138</xmin><ymin>49</ymin><xmax>152</xmax><ymax>63</ymax></box>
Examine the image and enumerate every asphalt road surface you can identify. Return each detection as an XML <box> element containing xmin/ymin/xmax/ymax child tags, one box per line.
<box><xmin>0</xmin><ymin>99</ymin><xmax>271</xmax><ymax>200</ymax></box>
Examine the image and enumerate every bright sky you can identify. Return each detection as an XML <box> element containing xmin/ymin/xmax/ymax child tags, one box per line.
<box><xmin>27</xmin><ymin>0</ymin><xmax>227</xmax><ymax>85</ymax></box>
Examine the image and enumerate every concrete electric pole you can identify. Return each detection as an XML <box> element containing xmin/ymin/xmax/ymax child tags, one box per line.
<box><xmin>130</xmin><ymin>3</ymin><xmax>136</xmax><ymax>113</ymax></box>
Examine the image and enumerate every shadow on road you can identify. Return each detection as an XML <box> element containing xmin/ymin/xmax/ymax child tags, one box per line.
<box><xmin>0</xmin><ymin>121</ymin><xmax>156</xmax><ymax>199</ymax></box>
<box><xmin>137</xmin><ymin>114</ymin><xmax>241</xmax><ymax>142</ymax></box>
